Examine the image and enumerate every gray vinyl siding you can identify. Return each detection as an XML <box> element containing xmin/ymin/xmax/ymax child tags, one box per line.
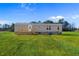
<box><xmin>14</xmin><ymin>23</ymin><xmax>62</xmax><ymax>34</ymax></box>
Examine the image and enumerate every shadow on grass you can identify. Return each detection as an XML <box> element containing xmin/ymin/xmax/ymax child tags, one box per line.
<box><xmin>62</xmin><ymin>33</ymin><xmax>79</xmax><ymax>36</ymax></box>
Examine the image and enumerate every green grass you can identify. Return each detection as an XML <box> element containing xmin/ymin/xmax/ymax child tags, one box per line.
<box><xmin>0</xmin><ymin>31</ymin><xmax>79</xmax><ymax>56</ymax></box>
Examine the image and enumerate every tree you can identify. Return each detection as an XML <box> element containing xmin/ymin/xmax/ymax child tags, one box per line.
<box><xmin>58</xmin><ymin>18</ymin><xmax>64</xmax><ymax>24</ymax></box>
<box><xmin>0</xmin><ymin>24</ymin><xmax>2</xmax><ymax>31</ymax></box>
<box><xmin>3</xmin><ymin>24</ymin><xmax>10</xmax><ymax>31</ymax></box>
<box><xmin>43</xmin><ymin>20</ymin><xmax>53</xmax><ymax>24</ymax></box>
<box><xmin>58</xmin><ymin>18</ymin><xmax>75</xmax><ymax>31</ymax></box>
<box><xmin>63</xmin><ymin>21</ymin><xmax>70</xmax><ymax>31</ymax></box>
<box><xmin>10</xmin><ymin>23</ymin><xmax>14</xmax><ymax>32</ymax></box>
<box><xmin>38</xmin><ymin>21</ymin><xmax>41</xmax><ymax>23</ymax></box>
<box><xmin>70</xmin><ymin>23</ymin><xmax>75</xmax><ymax>31</ymax></box>
<box><xmin>30</xmin><ymin>21</ymin><xmax>37</xmax><ymax>24</ymax></box>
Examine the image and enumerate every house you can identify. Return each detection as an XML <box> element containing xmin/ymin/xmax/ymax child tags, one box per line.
<box><xmin>14</xmin><ymin>23</ymin><xmax>62</xmax><ymax>35</ymax></box>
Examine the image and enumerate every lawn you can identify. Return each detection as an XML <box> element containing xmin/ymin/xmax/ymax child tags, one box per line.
<box><xmin>0</xmin><ymin>31</ymin><xmax>79</xmax><ymax>56</ymax></box>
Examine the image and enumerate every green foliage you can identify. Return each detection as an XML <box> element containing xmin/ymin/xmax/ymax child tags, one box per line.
<box><xmin>43</xmin><ymin>20</ymin><xmax>53</xmax><ymax>24</ymax></box>
<box><xmin>58</xmin><ymin>19</ymin><xmax>75</xmax><ymax>31</ymax></box>
<box><xmin>10</xmin><ymin>23</ymin><xmax>14</xmax><ymax>32</ymax></box>
<box><xmin>0</xmin><ymin>31</ymin><xmax>79</xmax><ymax>55</ymax></box>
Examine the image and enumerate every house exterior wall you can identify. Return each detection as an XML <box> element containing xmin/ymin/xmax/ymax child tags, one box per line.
<box><xmin>14</xmin><ymin>23</ymin><xmax>62</xmax><ymax>35</ymax></box>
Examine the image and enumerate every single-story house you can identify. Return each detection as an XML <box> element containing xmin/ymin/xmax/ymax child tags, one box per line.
<box><xmin>14</xmin><ymin>23</ymin><xmax>62</xmax><ymax>35</ymax></box>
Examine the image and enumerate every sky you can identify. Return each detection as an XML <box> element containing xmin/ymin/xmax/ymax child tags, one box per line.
<box><xmin>0</xmin><ymin>3</ymin><xmax>79</xmax><ymax>27</ymax></box>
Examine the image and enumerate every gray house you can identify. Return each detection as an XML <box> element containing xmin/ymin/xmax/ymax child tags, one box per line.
<box><xmin>14</xmin><ymin>23</ymin><xmax>62</xmax><ymax>35</ymax></box>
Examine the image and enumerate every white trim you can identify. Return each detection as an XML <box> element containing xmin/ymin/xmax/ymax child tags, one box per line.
<box><xmin>28</xmin><ymin>24</ymin><xmax>32</xmax><ymax>32</ymax></box>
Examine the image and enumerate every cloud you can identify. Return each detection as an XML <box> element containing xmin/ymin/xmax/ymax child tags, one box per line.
<box><xmin>48</xmin><ymin>16</ymin><xmax>64</xmax><ymax>22</ymax></box>
<box><xmin>48</xmin><ymin>15</ymin><xmax>79</xmax><ymax>21</ymax></box>
<box><xmin>21</xmin><ymin>3</ymin><xmax>36</xmax><ymax>11</ymax></box>
<box><xmin>56</xmin><ymin>16</ymin><xmax>64</xmax><ymax>19</ymax></box>
<box><xmin>49</xmin><ymin>16</ymin><xmax>56</xmax><ymax>19</ymax></box>
<box><xmin>71</xmin><ymin>15</ymin><xmax>79</xmax><ymax>19</ymax></box>
<box><xmin>48</xmin><ymin>15</ymin><xmax>79</xmax><ymax>25</ymax></box>
<box><xmin>49</xmin><ymin>16</ymin><xmax>64</xmax><ymax>19</ymax></box>
<box><xmin>0</xmin><ymin>20</ymin><xmax>12</xmax><ymax>24</ymax></box>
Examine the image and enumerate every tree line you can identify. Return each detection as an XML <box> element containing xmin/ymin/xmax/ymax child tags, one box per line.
<box><xmin>0</xmin><ymin>23</ymin><xmax>14</xmax><ymax>32</ymax></box>
<box><xmin>30</xmin><ymin>18</ymin><xmax>76</xmax><ymax>31</ymax></box>
<box><xmin>0</xmin><ymin>18</ymin><xmax>76</xmax><ymax>32</ymax></box>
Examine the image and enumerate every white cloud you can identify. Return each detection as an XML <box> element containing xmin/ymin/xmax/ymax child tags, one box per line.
<box><xmin>21</xmin><ymin>3</ymin><xmax>36</xmax><ymax>11</ymax></box>
<box><xmin>0</xmin><ymin>20</ymin><xmax>12</xmax><ymax>24</ymax></box>
<box><xmin>48</xmin><ymin>15</ymin><xmax>79</xmax><ymax>22</ymax></box>
<box><xmin>71</xmin><ymin>15</ymin><xmax>79</xmax><ymax>19</ymax></box>
<box><xmin>0</xmin><ymin>20</ymin><xmax>7</xmax><ymax>24</ymax></box>
<box><xmin>49</xmin><ymin>16</ymin><xmax>64</xmax><ymax>19</ymax></box>
<box><xmin>48</xmin><ymin>16</ymin><xmax>64</xmax><ymax>22</ymax></box>
<box><xmin>49</xmin><ymin>16</ymin><xmax>56</xmax><ymax>19</ymax></box>
<box><xmin>56</xmin><ymin>16</ymin><xmax>64</xmax><ymax>19</ymax></box>
<box><xmin>72</xmin><ymin>16</ymin><xmax>77</xmax><ymax>19</ymax></box>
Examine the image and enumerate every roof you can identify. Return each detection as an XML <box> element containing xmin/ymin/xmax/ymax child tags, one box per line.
<box><xmin>15</xmin><ymin>23</ymin><xmax>62</xmax><ymax>25</ymax></box>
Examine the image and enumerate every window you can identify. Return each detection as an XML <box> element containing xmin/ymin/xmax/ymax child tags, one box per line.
<box><xmin>49</xmin><ymin>26</ymin><xmax>51</xmax><ymax>30</ymax></box>
<box><xmin>57</xmin><ymin>26</ymin><xmax>59</xmax><ymax>30</ymax></box>
<box><xmin>46</xmin><ymin>25</ymin><xmax>51</xmax><ymax>30</ymax></box>
<box><xmin>46</xmin><ymin>28</ymin><xmax>49</xmax><ymax>30</ymax></box>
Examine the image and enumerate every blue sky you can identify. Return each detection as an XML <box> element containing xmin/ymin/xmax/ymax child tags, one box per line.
<box><xmin>0</xmin><ymin>3</ymin><xmax>79</xmax><ymax>27</ymax></box>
